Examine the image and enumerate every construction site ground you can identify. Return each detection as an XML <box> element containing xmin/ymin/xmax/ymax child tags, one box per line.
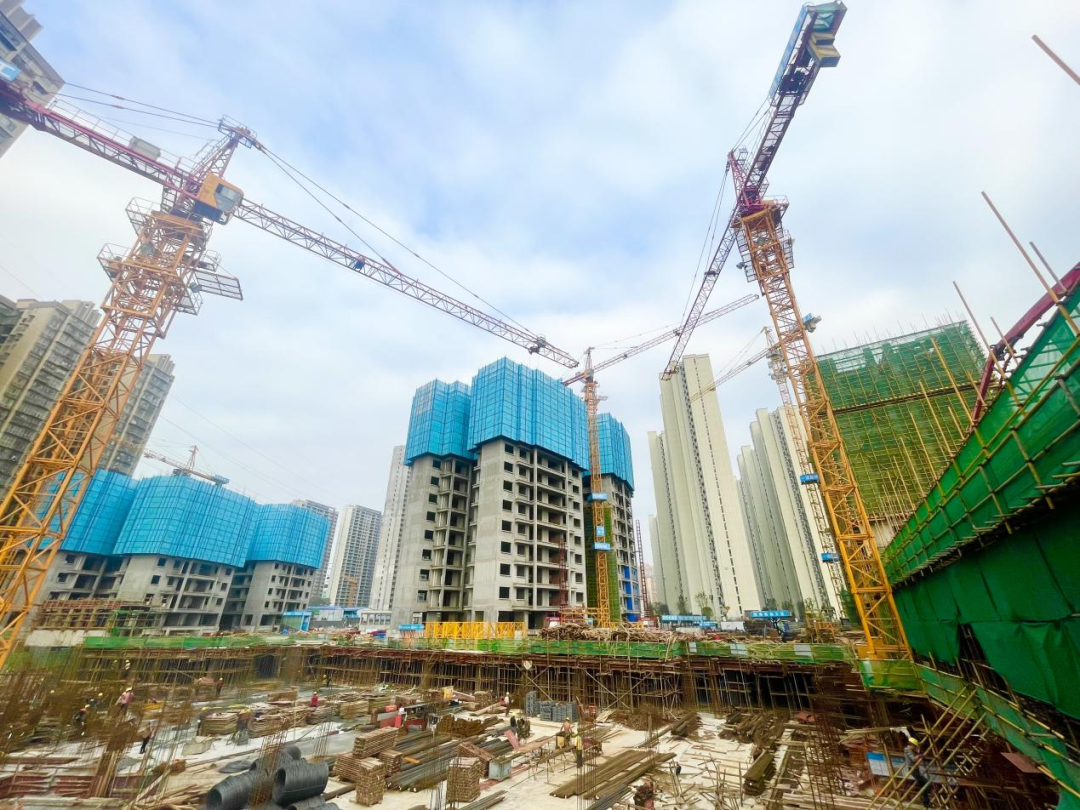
<box><xmin>1</xmin><ymin>684</ymin><xmax>766</xmax><ymax>809</ymax></box>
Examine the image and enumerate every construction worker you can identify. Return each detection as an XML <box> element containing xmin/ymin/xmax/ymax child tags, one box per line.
<box><xmin>117</xmin><ymin>687</ymin><xmax>134</xmax><ymax>718</ymax></box>
<box><xmin>502</xmin><ymin>692</ymin><xmax>510</xmax><ymax>716</ymax></box>
<box><xmin>572</xmin><ymin>726</ymin><xmax>584</xmax><ymax>768</ymax></box>
<box><xmin>310</xmin><ymin>691</ymin><xmax>319</xmax><ymax>708</ymax></box>
<box><xmin>904</xmin><ymin>738</ymin><xmax>932</xmax><ymax>808</ymax></box>
<box><xmin>74</xmin><ymin>704</ymin><xmax>89</xmax><ymax>731</ymax></box>
<box><xmin>215</xmin><ymin>677</ymin><xmax>224</xmax><ymax>698</ymax></box>
<box><xmin>88</xmin><ymin>692</ymin><xmax>104</xmax><ymax>710</ymax></box>
<box><xmin>139</xmin><ymin>727</ymin><xmax>154</xmax><ymax>754</ymax></box>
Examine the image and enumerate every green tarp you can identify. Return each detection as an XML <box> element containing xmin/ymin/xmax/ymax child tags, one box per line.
<box><xmin>894</xmin><ymin>502</ymin><xmax>1080</xmax><ymax>719</ymax></box>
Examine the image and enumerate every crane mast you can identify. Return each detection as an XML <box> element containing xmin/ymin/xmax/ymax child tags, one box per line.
<box><xmin>561</xmin><ymin>297</ymin><xmax>754</xmax><ymax>625</ymax></box>
<box><xmin>0</xmin><ymin>80</ymin><xmax>576</xmax><ymax>668</ymax></box>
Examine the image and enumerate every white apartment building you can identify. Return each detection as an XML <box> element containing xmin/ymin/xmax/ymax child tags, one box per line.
<box><xmin>737</xmin><ymin>407</ymin><xmax>841</xmax><ymax>616</ymax></box>
<box><xmin>369</xmin><ymin>445</ymin><xmax>411</xmax><ymax>611</ymax></box>
<box><xmin>326</xmin><ymin>505</ymin><xmax>381</xmax><ymax>606</ymax></box>
<box><xmin>648</xmin><ymin>354</ymin><xmax>760</xmax><ymax>618</ymax></box>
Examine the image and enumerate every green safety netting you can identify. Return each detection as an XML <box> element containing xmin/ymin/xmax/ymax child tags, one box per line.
<box><xmin>916</xmin><ymin>665</ymin><xmax>1080</xmax><ymax>810</ymax></box>
<box><xmin>884</xmin><ymin>296</ymin><xmax>1080</xmax><ymax>583</ymax></box>
<box><xmin>893</xmin><ymin>501</ymin><xmax>1080</xmax><ymax>719</ymax></box>
<box><xmin>83</xmin><ymin>634</ymin><xmax>295</xmax><ymax>649</ymax></box>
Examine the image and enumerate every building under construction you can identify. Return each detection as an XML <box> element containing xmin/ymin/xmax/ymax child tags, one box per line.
<box><xmin>815</xmin><ymin>321</ymin><xmax>986</xmax><ymax>544</ymax></box>
<box><xmin>0</xmin><ymin>1</ymin><xmax>1077</xmax><ymax>808</ymax></box>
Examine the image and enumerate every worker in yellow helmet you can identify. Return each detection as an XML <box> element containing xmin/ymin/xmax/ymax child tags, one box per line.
<box><xmin>903</xmin><ymin>737</ymin><xmax>932</xmax><ymax>808</ymax></box>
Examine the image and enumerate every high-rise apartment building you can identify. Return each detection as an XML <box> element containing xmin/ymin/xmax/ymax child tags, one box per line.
<box><xmin>736</xmin><ymin>407</ymin><xmax>840</xmax><ymax>617</ymax></box>
<box><xmin>393</xmin><ymin>358</ymin><xmax>635</xmax><ymax>630</ymax></box>
<box><xmin>98</xmin><ymin>355</ymin><xmax>176</xmax><ymax>475</ymax></box>
<box><xmin>291</xmin><ymin>499</ymin><xmax>339</xmax><ymax>602</ymax></box>
<box><xmin>0</xmin><ymin>297</ymin><xmax>99</xmax><ymax>492</ymax></box>
<box><xmin>649</xmin><ymin>354</ymin><xmax>759</xmax><ymax>618</ymax></box>
<box><xmin>43</xmin><ymin>470</ymin><xmax>329</xmax><ymax>632</ymax></box>
<box><xmin>0</xmin><ymin>0</ymin><xmax>63</xmax><ymax>158</ymax></box>
<box><xmin>369</xmin><ymin>446</ymin><xmax>410</xmax><ymax>611</ymax></box>
<box><xmin>327</xmin><ymin>505</ymin><xmax>382</xmax><ymax>607</ymax></box>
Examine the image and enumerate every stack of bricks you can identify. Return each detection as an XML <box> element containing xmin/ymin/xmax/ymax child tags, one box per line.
<box><xmin>353</xmin><ymin>758</ymin><xmax>386</xmax><ymax>807</ymax></box>
<box><xmin>446</xmin><ymin>757</ymin><xmax>483</xmax><ymax>803</ymax></box>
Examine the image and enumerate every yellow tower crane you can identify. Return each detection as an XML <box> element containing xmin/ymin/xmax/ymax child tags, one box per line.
<box><xmin>0</xmin><ymin>81</ymin><xmax>579</xmax><ymax>668</ymax></box>
<box><xmin>662</xmin><ymin>2</ymin><xmax>909</xmax><ymax>659</ymax></box>
<box><xmin>562</xmin><ymin>295</ymin><xmax>757</xmax><ymax>625</ymax></box>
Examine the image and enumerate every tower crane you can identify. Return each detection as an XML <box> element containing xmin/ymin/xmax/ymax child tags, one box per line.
<box><xmin>0</xmin><ymin>80</ymin><xmax>577</xmax><ymax>668</ymax></box>
<box><xmin>143</xmin><ymin>445</ymin><xmax>228</xmax><ymax>486</ymax></box>
<box><xmin>689</xmin><ymin>328</ymin><xmax>778</xmax><ymax>404</ymax></box>
<box><xmin>663</xmin><ymin>2</ymin><xmax>908</xmax><ymax>658</ymax></box>
<box><xmin>560</xmin><ymin>294</ymin><xmax>756</xmax><ymax>625</ymax></box>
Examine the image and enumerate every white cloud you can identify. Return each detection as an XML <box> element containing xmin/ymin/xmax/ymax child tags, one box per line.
<box><xmin>1</xmin><ymin>0</ymin><xmax>1078</xmax><ymax>543</ymax></box>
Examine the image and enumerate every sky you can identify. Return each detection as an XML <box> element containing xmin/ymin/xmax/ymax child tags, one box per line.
<box><xmin>1</xmin><ymin>0</ymin><xmax>1078</xmax><ymax>542</ymax></box>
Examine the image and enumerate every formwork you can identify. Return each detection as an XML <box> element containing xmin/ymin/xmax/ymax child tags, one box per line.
<box><xmin>814</xmin><ymin>321</ymin><xmax>985</xmax><ymax>521</ymax></box>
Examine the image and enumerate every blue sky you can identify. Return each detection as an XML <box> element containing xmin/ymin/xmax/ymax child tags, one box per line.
<box><xmin>2</xmin><ymin>1</ymin><xmax>1078</xmax><ymax>540</ymax></box>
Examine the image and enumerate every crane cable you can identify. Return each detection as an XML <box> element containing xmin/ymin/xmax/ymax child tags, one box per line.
<box><xmin>255</xmin><ymin>145</ymin><xmax>533</xmax><ymax>334</ymax></box>
<box><xmin>58</xmin><ymin>82</ymin><xmax>219</xmax><ymax>126</ymax></box>
<box><xmin>675</xmin><ymin>95</ymin><xmax>772</xmax><ymax>330</ymax></box>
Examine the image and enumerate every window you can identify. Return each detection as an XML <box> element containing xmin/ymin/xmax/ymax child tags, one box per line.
<box><xmin>502</xmin><ymin>500</ymin><xmax>512</xmax><ymax>511</ymax></box>
<box><xmin>432</xmin><ymin>459</ymin><xmax>441</xmax><ymax>469</ymax></box>
<box><xmin>504</xmin><ymin>462</ymin><xmax>513</xmax><ymax>472</ymax></box>
<box><xmin>157</xmin><ymin>558</ymin><xmax>166</xmax><ymax>567</ymax></box>
<box><xmin>575</xmin><ymin>573</ymin><xmax>584</xmax><ymax>583</ymax></box>
<box><xmin>426</xmin><ymin>511</ymin><xmax>436</xmax><ymax>521</ymax></box>
<box><xmin>151</xmin><ymin>575</ymin><xmax>160</xmax><ymax>585</ymax></box>
<box><xmin>503</xmin><ymin>481</ymin><xmax>513</xmax><ymax>491</ymax></box>
<box><xmin>501</xmin><ymin>542</ymin><xmax>511</xmax><ymax>554</ymax></box>
<box><xmin>417</xmin><ymin>590</ymin><xmax>428</xmax><ymax>602</ymax></box>
<box><xmin>422</xmin><ymin>549</ymin><xmax>432</xmax><ymax>561</ymax></box>
<box><xmin>505</xmin><ymin>443</ymin><xmax>513</xmax><ymax>453</ymax></box>
<box><xmin>500</xmin><ymin>564</ymin><xmax>510</xmax><ymax>576</ymax></box>
<box><xmin>64</xmin><ymin>554</ymin><xmax>75</xmax><ymax>564</ymax></box>
<box><xmin>574</xmin><ymin>554</ymin><xmax>583</xmax><ymax>564</ymax></box>
<box><xmin>430</xmin><ymin>476</ymin><xmax>439</xmax><ymax>486</ymax></box>
<box><xmin>419</xmin><ymin>570</ymin><xmax>430</xmax><ymax>581</ymax></box>
<box><xmin>501</xmin><ymin>521</ymin><xmax>511</xmax><ymax>532</ymax></box>
<box><xmin>499</xmin><ymin>587</ymin><xmax>510</xmax><ymax>599</ymax></box>
<box><xmin>428</xmin><ymin>494</ymin><xmax>437</xmax><ymax>504</ymax></box>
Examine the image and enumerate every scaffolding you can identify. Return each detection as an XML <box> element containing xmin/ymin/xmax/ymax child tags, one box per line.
<box><xmin>814</xmin><ymin>321</ymin><xmax>985</xmax><ymax>522</ymax></box>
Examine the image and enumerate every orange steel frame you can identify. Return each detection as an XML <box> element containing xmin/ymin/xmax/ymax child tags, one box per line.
<box><xmin>583</xmin><ymin>369</ymin><xmax>611</xmax><ymax>627</ymax></box>
<box><xmin>737</xmin><ymin>203</ymin><xmax>908</xmax><ymax>659</ymax></box>
<box><xmin>0</xmin><ymin>209</ymin><xmax>216</xmax><ymax>666</ymax></box>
